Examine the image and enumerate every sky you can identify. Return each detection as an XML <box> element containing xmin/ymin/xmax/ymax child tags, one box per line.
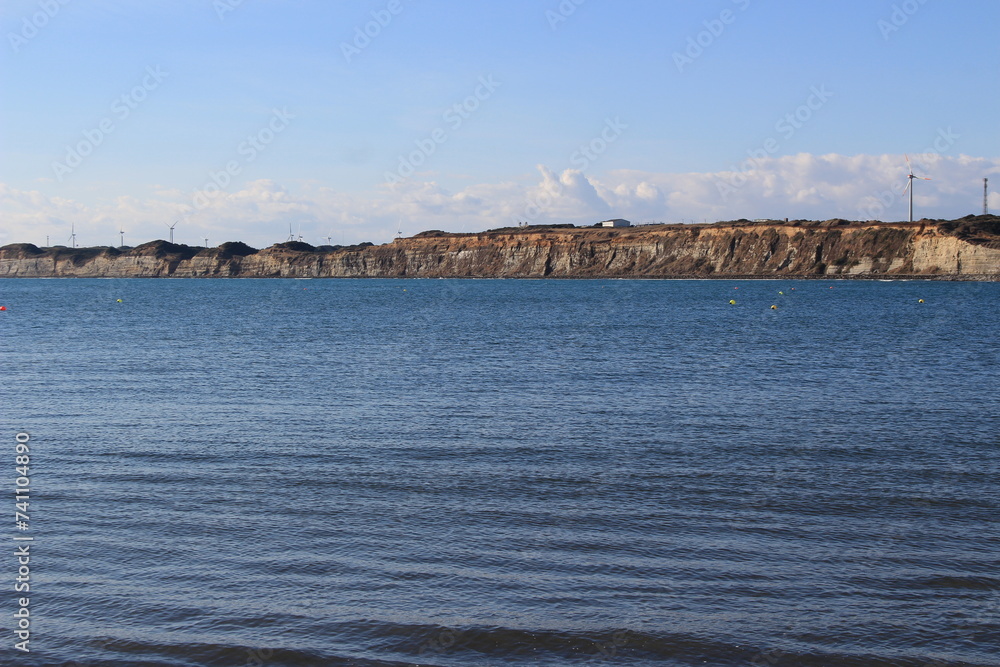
<box><xmin>1</xmin><ymin>0</ymin><xmax>999</xmax><ymax>248</ymax></box>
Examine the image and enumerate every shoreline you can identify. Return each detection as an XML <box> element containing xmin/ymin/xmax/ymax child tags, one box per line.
<box><xmin>1</xmin><ymin>274</ymin><xmax>997</xmax><ymax>281</ymax></box>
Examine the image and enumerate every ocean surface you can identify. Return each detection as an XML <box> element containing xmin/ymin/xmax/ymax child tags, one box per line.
<box><xmin>1</xmin><ymin>278</ymin><xmax>998</xmax><ymax>667</ymax></box>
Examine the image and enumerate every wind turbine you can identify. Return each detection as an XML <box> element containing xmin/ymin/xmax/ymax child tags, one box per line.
<box><xmin>68</xmin><ymin>223</ymin><xmax>77</xmax><ymax>248</ymax></box>
<box><xmin>164</xmin><ymin>220</ymin><xmax>178</xmax><ymax>243</ymax></box>
<box><xmin>119</xmin><ymin>227</ymin><xmax>125</xmax><ymax>247</ymax></box>
<box><xmin>286</xmin><ymin>223</ymin><xmax>295</xmax><ymax>242</ymax></box>
<box><xmin>396</xmin><ymin>218</ymin><xmax>403</xmax><ymax>239</ymax></box>
<box><xmin>902</xmin><ymin>155</ymin><xmax>932</xmax><ymax>223</ymax></box>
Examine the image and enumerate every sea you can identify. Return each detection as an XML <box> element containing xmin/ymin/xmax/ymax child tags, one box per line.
<box><xmin>0</xmin><ymin>278</ymin><xmax>997</xmax><ymax>667</ymax></box>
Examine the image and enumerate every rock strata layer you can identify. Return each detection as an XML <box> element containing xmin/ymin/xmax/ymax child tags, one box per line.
<box><xmin>2</xmin><ymin>217</ymin><xmax>998</xmax><ymax>279</ymax></box>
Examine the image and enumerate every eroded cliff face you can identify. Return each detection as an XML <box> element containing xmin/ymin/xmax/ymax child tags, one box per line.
<box><xmin>2</xmin><ymin>218</ymin><xmax>999</xmax><ymax>279</ymax></box>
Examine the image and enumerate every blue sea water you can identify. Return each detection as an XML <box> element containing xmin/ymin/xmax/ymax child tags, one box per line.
<box><xmin>0</xmin><ymin>278</ymin><xmax>998</xmax><ymax>666</ymax></box>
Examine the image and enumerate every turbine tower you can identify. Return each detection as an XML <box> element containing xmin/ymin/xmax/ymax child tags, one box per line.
<box><xmin>286</xmin><ymin>223</ymin><xmax>295</xmax><ymax>242</ymax></box>
<box><xmin>902</xmin><ymin>155</ymin><xmax>931</xmax><ymax>223</ymax></box>
<box><xmin>119</xmin><ymin>227</ymin><xmax>125</xmax><ymax>247</ymax></box>
<box><xmin>164</xmin><ymin>221</ymin><xmax>178</xmax><ymax>243</ymax></box>
<box><xmin>68</xmin><ymin>223</ymin><xmax>77</xmax><ymax>248</ymax></box>
<box><xmin>985</xmin><ymin>178</ymin><xmax>990</xmax><ymax>216</ymax></box>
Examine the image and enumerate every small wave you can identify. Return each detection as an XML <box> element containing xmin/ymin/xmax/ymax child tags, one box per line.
<box><xmin>916</xmin><ymin>575</ymin><xmax>1000</xmax><ymax>591</ymax></box>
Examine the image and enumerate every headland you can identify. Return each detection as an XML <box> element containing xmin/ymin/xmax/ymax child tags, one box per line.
<box><xmin>2</xmin><ymin>216</ymin><xmax>998</xmax><ymax>279</ymax></box>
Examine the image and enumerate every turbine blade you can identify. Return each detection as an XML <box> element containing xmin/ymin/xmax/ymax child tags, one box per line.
<box><xmin>902</xmin><ymin>180</ymin><xmax>911</xmax><ymax>195</ymax></box>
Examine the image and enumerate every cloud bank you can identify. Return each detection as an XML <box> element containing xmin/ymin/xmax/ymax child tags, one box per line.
<box><xmin>3</xmin><ymin>153</ymin><xmax>999</xmax><ymax>249</ymax></box>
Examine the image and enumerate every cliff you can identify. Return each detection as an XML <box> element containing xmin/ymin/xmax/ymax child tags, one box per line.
<box><xmin>2</xmin><ymin>217</ymin><xmax>999</xmax><ymax>280</ymax></box>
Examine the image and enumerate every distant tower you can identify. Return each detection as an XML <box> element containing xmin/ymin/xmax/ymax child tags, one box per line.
<box><xmin>985</xmin><ymin>178</ymin><xmax>990</xmax><ymax>216</ymax></box>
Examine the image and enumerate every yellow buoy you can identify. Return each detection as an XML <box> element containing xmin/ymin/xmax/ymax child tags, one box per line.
<box><xmin>116</xmin><ymin>299</ymin><xmax>123</xmax><ymax>303</ymax></box>
<box><xmin>778</xmin><ymin>291</ymin><xmax>784</xmax><ymax>295</ymax></box>
<box><xmin>918</xmin><ymin>299</ymin><xmax>924</xmax><ymax>303</ymax></box>
<box><xmin>771</xmin><ymin>305</ymin><xmax>778</xmax><ymax>310</ymax></box>
<box><xmin>729</xmin><ymin>300</ymin><xmax>737</xmax><ymax>305</ymax></box>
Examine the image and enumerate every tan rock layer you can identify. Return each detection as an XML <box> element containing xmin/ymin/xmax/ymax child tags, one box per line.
<box><xmin>2</xmin><ymin>219</ymin><xmax>999</xmax><ymax>279</ymax></box>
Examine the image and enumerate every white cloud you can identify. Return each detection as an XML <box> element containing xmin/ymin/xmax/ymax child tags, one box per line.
<box><xmin>3</xmin><ymin>154</ymin><xmax>999</xmax><ymax>249</ymax></box>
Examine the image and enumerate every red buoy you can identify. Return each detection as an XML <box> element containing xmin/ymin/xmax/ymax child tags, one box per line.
<box><xmin>0</xmin><ymin>306</ymin><xmax>6</xmax><ymax>311</ymax></box>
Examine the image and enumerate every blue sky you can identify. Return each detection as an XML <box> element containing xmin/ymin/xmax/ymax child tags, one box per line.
<box><xmin>1</xmin><ymin>0</ymin><xmax>998</xmax><ymax>248</ymax></box>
